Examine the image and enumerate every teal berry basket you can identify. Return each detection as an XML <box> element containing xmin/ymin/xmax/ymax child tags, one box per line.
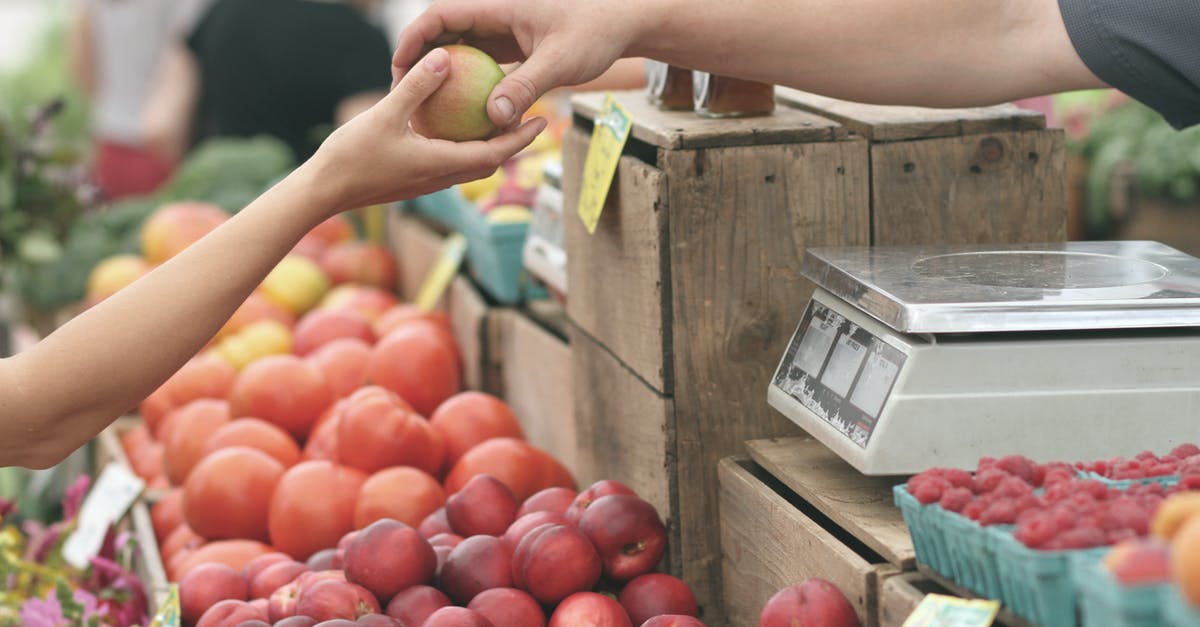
<box><xmin>407</xmin><ymin>188</ymin><xmax>470</xmax><ymax>231</ymax></box>
<box><xmin>1164</xmin><ymin>588</ymin><xmax>1200</xmax><ymax>627</ymax></box>
<box><xmin>459</xmin><ymin>202</ymin><xmax>547</xmax><ymax>305</ymax></box>
<box><xmin>990</xmin><ymin>528</ymin><xmax>1108</xmax><ymax>627</ymax></box>
<box><xmin>1076</xmin><ymin>470</ymin><xmax>1181</xmax><ymax>490</ymax></box>
<box><xmin>894</xmin><ymin>485</ymin><xmax>956</xmax><ymax>580</ymax></box>
<box><xmin>1073</xmin><ymin>552</ymin><xmax>1170</xmax><ymax>627</ymax></box>
<box><xmin>943</xmin><ymin>514</ymin><xmax>1008</xmax><ymax>599</ymax></box>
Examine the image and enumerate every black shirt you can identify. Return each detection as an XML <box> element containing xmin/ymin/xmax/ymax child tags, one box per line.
<box><xmin>1059</xmin><ymin>0</ymin><xmax>1200</xmax><ymax>129</ymax></box>
<box><xmin>186</xmin><ymin>0</ymin><xmax>393</xmax><ymax>161</ymax></box>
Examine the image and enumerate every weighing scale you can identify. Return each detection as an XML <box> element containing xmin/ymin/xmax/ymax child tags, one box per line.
<box><xmin>767</xmin><ymin>241</ymin><xmax>1200</xmax><ymax>475</ymax></box>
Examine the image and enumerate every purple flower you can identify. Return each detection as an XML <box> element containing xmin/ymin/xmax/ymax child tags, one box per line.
<box><xmin>20</xmin><ymin>591</ymin><xmax>67</xmax><ymax>627</ymax></box>
<box><xmin>0</xmin><ymin>497</ymin><xmax>15</xmax><ymax>519</ymax></box>
<box><xmin>63</xmin><ymin>474</ymin><xmax>92</xmax><ymax>521</ymax></box>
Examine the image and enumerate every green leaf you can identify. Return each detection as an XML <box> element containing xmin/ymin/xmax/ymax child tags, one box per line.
<box><xmin>17</xmin><ymin>231</ymin><xmax>62</xmax><ymax>264</ymax></box>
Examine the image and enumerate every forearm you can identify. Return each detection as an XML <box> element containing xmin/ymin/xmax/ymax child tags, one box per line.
<box><xmin>0</xmin><ymin>163</ymin><xmax>333</xmax><ymax>468</ymax></box>
<box><xmin>633</xmin><ymin>0</ymin><xmax>1103</xmax><ymax>107</ymax></box>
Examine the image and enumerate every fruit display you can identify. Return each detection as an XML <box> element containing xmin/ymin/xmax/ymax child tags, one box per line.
<box><xmin>757</xmin><ymin>580</ymin><xmax>859</xmax><ymax>627</ymax></box>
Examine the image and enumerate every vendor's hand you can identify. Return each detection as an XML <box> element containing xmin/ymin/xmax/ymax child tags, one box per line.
<box><xmin>307</xmin><ymin>47</ymin><xmax>547</xmax><ymax>215</ymax></box>
<box><xmin>391</xmin><ymin>0</ymin><xmax>651</xmax><ymax>129</ymax></box>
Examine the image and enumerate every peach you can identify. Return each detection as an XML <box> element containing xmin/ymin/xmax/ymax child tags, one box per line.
<box><xmin>518</xmin><ymin>487</ymin><xmax>577</xmax><ymax>518</ymax></box>
<box><xmin>249</xmin><ymin>560</ymin><xmax>309</xmax><ymax>599</ymax></box>
<box><xmin>166</xmin><ymin>354</ymin><xmax>237</xmax><ymax>407</ymax></box>
<box><xmin>565</xmin><ymin>480</ymin><xmax>637</xmax><ymax>525</ymax></box>
<box><xmin>217</xmin><ymin>292</ymin><xmax>295</xmax><ymax>341</ymax></box>
<box><xmin>1170</xmin><ymin>514</ymin><xmax>1200</xmax><ymax>604</ymax></box>
<box><xmin>640</xmin><ymin>616</ymin><xmax>707</xmax><ymax>627</ymax></box>
<box><xmin>242</xmin><ymin>552</ymin><xmax>292</xmax><ymax>583</ymax></box>
<box><xmin>579</xmin><ymin>495</ymin><xmax>667</xmax><ymax>581</ymax></box>
<box><xmin>446</xmin><ymin>474</ymin><xmax>519</xmax><ymax>537</ymax></box>
<box><xmin>467</xmin><ymin>587</ymin><xmax>546</xmax><ymax>627</ymax></box>
<box><xmin>296</xmin><ymin>580</ymin><xmax>380</xmax><ymax>622</ymax></box>
<box><xmin>549</xmin><ymin>592</ymin><xmax>632</xmax><ymax>627</ymax></box>
<box><xmin>618</xmin><ymin>574</ymin><xmax>699</xmax><ymax>625</ymax></box>
<box><xmin>273</xmin><ymin>618</ymin><xmax>317</xmax><ymax>627</ymax></box>
<box><xmin>1152</xmin><ymin>492</ymin><xmax>1200</xmax><ymax>540</ymax></box>
<box><xmin>195</xmin><ymin>599</ymin><xmax>266</xmax><ymax>627</ymax></box>
<box><xmin>293</xmin><ymin>309</ymin><xmax>376</xmax><ymax>356</ymax></box>
<box><xmin>179</xmin><ymin>563</ymin><xmax>248</xmax><ymax>626</ymax></box>
<box><xmin>260</xmin><ymin>255</ymin><xmax>331</xmax><ymax>315</ymax></box>
<box><xmin>140</xmin><ymin>201</ymin><xmax>228</xmax><ymax>264</ymax></box>
<box><xmin>356</xmin><ymin>615</ymin><xmax>403</xmax><ymax>627</ymax></box>
<box><xmin>411</xmin><ymin>45</ymin><xmax>506</xmax><ymax>142</ymax></box>
<box><xmin>758</xmin><ymin>580</ymin><xmax>859</xmax><ymax>627</ymax></box>
<box><xmin>384</xmin><ymin>585</ymin><xmax>451</xmax><ymax>626</ymax></box>
<box><xmin>354</xmin><ymin>466</ymin><xmax>446</xmax><ymax>530</ymax></box>
<box><xmin>343</xmin><ymin>518</ymin><xmax>437</xmax><ymax>602</ymax></box>
<box><xmin>440</xmin><ymin>535</ymin><xmax>513</xmax><ymax>604</ymax></box>
<box><xmin>427</xmin><ymin>533</ymin><xmax>464</xmax><ymax>549</ymax></box>
<box><xmin>512</xmin><ymin>523</ymin><xmax>602</xmax><ymax>604</ymax></box>
<box><xmin>307</xmin><ymin>548</ymin><xmax>339</xmax><ymax>571</ymax></box>
<box><xmin>319</xmin><ymin>241</ymin><xmax>397</xmax><ymax>290</ymax></box>
<box><xmin>85</xmin><ymin>254</ymin><xmax>151</xmax><ymax>306</ymax></box>
<box><xmin>420</xmin><ymin>606</ymin><xmax>496</xmax><ymax>627</ymax></box>
<box><xmin>318</xmin><ymin>285</ymin><xmax>399</xmax><ymax>323</ymax></box>
<box><xmin>502</xmin><ymin>511</ymin><xmax>568</xmax><ymax>551</ymax></box>
<box><xmin>419</xmin><ymin>508</ymin><xmax>453</xmax><ymax>539</ymax></box>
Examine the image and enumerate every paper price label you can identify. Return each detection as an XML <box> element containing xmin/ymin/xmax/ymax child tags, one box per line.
<box><xmin>150</xmin><ymin>584</ymin><xmax>181</xmax><ymax>627</ymax></box>
<box><xmin>903</xmin><ymin>594</ymin><xmax>999</xmax><ymax>627</ymax></box>
<box><xmin>577</xmin><ymin>94</ymin><xmax>633</xmax><ymax>234</ymax></box>
<box><xmin>415</xmin><ymin>232</ymin><xmax>467</xmax><ymax>312</ymax></box>
<box><xmin>62</xmin><ymin>462</ymin><xmax>145</xmax><ymax>569</ymax></box>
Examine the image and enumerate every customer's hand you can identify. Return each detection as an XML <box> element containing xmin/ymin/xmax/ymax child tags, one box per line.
<box><xmin>392</xmin><ymin>0</ymin><xmax>654</xmax><ymax>129</ymax></box>
<box><xmin>307</xmin><ymin>47</ymin><xmax>547</xmax><ymax>216</ymax></box>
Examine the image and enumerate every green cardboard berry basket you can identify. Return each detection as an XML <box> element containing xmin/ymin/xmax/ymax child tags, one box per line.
<box><xmin>1164</xmin><ymin>588</ymin><xmax>1200</xmax><ymax>627</ymax></box>
<box><xmin>990</xmin><ymin>528</ymin><xmax>1108</xmax><ymax>627</ymax></box>
<box><xmin>407</xmin><ymin>188</ymin><xmax>469</xmax><ymax>232</ymax></box>
<box><xmin>1077</xmin><ymin>470</ymin><xmax>1181</xmax><ymax>490</ymax></box>
<box><xmin>458</xmin><ymin>201</ymin><xmax>547</xmax><ymax>305</ymax></box>
<box><xmin>894</xmin><ymin>485</ymin><xmax>956</xmax><ymax>580</ymax></box>
<box><xmin>1073</xmin><ymin>552</ymin><xmax>1169</xmax><ymax>627</ymax></box>
<box><xmin>944</xmin><ymin>514</ymin><xmax>1008</xmax><ymax>599</ymax></box>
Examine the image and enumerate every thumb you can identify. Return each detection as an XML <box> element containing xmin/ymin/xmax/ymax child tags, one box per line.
<box><xmin>387</xmin><ymin>47</ymin><xmax>451</xmax><ymax>120</ymax></box>
<box><xmin>486</xmin><ymin>50</ymin><xmax>566</xmax><ymax>128</ymax></box>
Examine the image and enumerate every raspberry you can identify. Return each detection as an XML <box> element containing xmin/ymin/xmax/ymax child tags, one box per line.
<box><xmin>1078</xmin><ymin>480</ymin><xmax>1112</xmax><ymax>501</ymax></box>
<box><xmin>1054</xmin><ymin>526</ymin><xmax>1107</xmax><ymax>550</ymax></box>
<box><xmin>979</xmin><ymin>498</ymin><xmax>1019</xmax><ymax>526</ymax></box>
<box><xmin>1173</xmin><ymin>475</ymin><xmax>1200</xmax><ymax>492</ymax></box>
<box><xmin>940</xmin><ymin>468</ymin><xmax>977</xmax><ymax>492</ymax></box>
<box><xmin>1043</xmin><ymin>468</ymin><xmax>1077</xmax><ymax>487</ymax></box>
<box><xmin>938</xmin><ymin>487</ymin><xmax>974</xmax><ymax>513</ymax></box>
<box><xmin>1013</xmin><ymin>494</ymin><xmax>1042</xmax><ymax>517</ymax></box>
<box><xmin>1136</xmin><ymin>450</ymin><xmax>1159</xmax><ymax>462</ymax></box>
<box><xmin>1171</xmin><ymin>444</ymin><xmax>1200</xmax><ymax>459</ymax></box>
<box><xmin>1178</xmin><ymin>455</ymin><xmax>1200</xmax><ymax>476</ymax></box>
<box><xmin>912</xmin><ymin>477</ymin><xmax>950</xmax><ymax>504</ymax></box>
<box><xmin>1104</xmin><ymin>499</ymin><xmax>1151</xmax><ymax>535</ymax></box>
<box><xmin>1015</xmin><ymin>514</ymin><xmax>1058</xmax><ymax>548</ymax></box>
<box><xmin>994</xmin><ymin>476</ymin><xmax>1034</xmax><ymax>499</ymax></box>
<box><xmin>963</xmin><ymin>501</ymin><xmax>986</xmax><ymax>521</ymax></box>
<box><xmin>996</xmin><ymin>455</ymin><xmax>1037</xmax><ymax>484</ymax></box>
<box><xmin>975</xmin><ymin>468</ymin><xmax>1011</xmax><ymax>494</ymax></box>
<box><xmin>976</xmin><ymin>456</ymin><xmax>997</xmax><ymax>472</ymax></box>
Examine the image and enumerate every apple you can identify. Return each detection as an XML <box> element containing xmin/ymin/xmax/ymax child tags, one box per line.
<box><xmin>421</xmin><ymin>606</ymin><xmax>496</xmax><ymax>627</ymax></box>
<box><xmin>565</xmin><ymin>480</ymin><xmax>637</xmax><ymax>524</ymax></box>
<box><xmin>180</xmin><ymin>563</ymin><xmax>248</xmax><ymax>626</ymax></box>
<box><xmin>550</xmin><ymin>592</ymin><xmax>633</xmax><ymax>627</ymax></box>
<box><xmin>467</xmin><ymin>587</ymin><xmax>546</xmax><ymax>627</ymax></box>
<box><xmin>618</xmin><ymin>574</ymin><xmax>699</xmax><ymax>625</ymax></box>
<box><xmin>758</xmin><ymin>580</ymin><xmax>859</xmax><ymax>627</ymax></box>
<box><xmin>385</xmin><ymin>585</ymin><xmax>451</xmax><ymax>626</ymax></box>
<box><xmin>196</xmin><ymin>599</ymin><xmax>267</xmax><ymax>627</ymax></box>
<box><xmin>296</xmin><ymin>580</ymin><xmax>381</xmax><ymax>622</ymax></box>
<box><xmin>440</xmin><ymin>535</ymin><xmax>514</xmax><ymax>604</ymax></box>
<box><xmin>640</xmin><ymin>616</ymin><xmax>707</xmax><ymax>627</ymax></box>
<box><xmin>578</xmin><ymin>495</ymin><xmax>667</xmax><ymax>581</ymax></box>
<box><xmin>343</xmin><ymin>518</ymin><xmax>437</xmax><ymax>602</ymax></box>
<box><xmin>411</xmin><ymin>45</ymin><xmax>506</xmax><ymax>142</ymax></box>
<box><xmin>518</xmin><ymin>487</ymin><xmax>577</xmax><ymax>518</ymax></box>
<box><xmin>446</xmin><ymin>474</ymin><xmax>520</xmax><ymax>537</ymax></box>
<box><xmin>512</xmin><ymin>523</ymin><xmax>602</xmax><ymax>604</ymax></box>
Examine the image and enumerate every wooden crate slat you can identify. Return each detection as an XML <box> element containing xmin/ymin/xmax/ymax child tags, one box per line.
<box><xmin>386</xmin><ymin>210</ymin><xmax>446</xmax><ymax>304</ymax></box>
<box><xmin>870</xmin><ymin>131</ymin><xmax>1067</xmax><ymax>246</ymax></box>
<box><xmin>746</xmin><ymin>437</ymin><xmax>916</xmax><ymax>569</ymax></box>
<box><xmin>719</xmin><ymin>457</ymin><xmax>896</xmax><ymax>627</ymax></box>
<box><xmin>445</xmin><ymin>275</ymin><xmax>493</xmax><ymax>391</ymax></box>
<box><xmin>776</xmin><ymin>88</ymin><xmax>1046</xmax><ymax>142</ymax></box>
<box><xmin>571</xmin><ymin>91</ymin><xmax>846</xmax><ymax>150</ymax></box>
<box><xmin>564</xmin><ymin>130</ymin><xmax>672</xmax><ymax>393</ymax></box>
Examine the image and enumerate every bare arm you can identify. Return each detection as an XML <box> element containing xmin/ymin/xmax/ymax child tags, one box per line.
<box><xmin>67</xmin><ymin>1</ymin><xmax>97</xmax><ymax>98</ymax></box>
<box><xmin>141</xmin><ymin>42</ymin><xmax>201</xmax><ymax>163</ymax></box>
<box><xmin>393</xmin><ymin>0</ymin><xmax>1105</xmax><ymax>127</ymax></box>
<box><xmin>0</xmin><ymin>48</ymin><xmax>547</xmax><ymax>469</ymax></box>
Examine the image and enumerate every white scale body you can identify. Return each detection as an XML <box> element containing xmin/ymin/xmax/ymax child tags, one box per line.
<box><xmin>767</xmin><ymin>241</ymin><xmax>1200</xmax><ymax>475</ymax></box>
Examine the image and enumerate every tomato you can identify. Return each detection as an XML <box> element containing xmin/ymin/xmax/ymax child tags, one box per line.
<box><xmin>202</xmin><ymin>418</ymin><xmax>301</xmax><ymax>468</ymax></box>
<box><xmin>163</xmin><ymin>399</ymin><xmax>232</xmax><ymax>485</ymax></box>
<box><xmin>429</xmin><ymin>392</ymin><xmax>525</xmax><ymax>470</ymax></box>
<box><xmin>337</xmin><ymin>392</ymin><xmax>445</xmax><ymax>476</ymax></box>
<box><xmin>366</xmin><ymin>322</ymin><xmax>460</xmax><ymax>417</ymax></box>
<box><xmin>228</xmin><ymin>355</ymin><xmax>333</xmax><ymax>441</ymax></box>
<box><xmin>184</xmin><ymin>446</ymin><xmax>285</xmax><ymax>542</ymax></box>
<box><xmin>444</xmin><ymin>438</ymin><xmax>575</xmax><ymax>502</ymax></box>
<box><xmin>268</xmin><ymin>461</ymin><xmax>367</xmax><ymax>560</ymax></box>
<box><xmin>354</xmin><ymin>466</ymin><xmax>446</xmax><ymax>529</ymax></box>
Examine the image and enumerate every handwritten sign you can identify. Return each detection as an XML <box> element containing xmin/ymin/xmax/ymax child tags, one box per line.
<box><xmin>577</xmin><ymin>94</ymin><xmax>633</xmax><ymax>234</ymax></box>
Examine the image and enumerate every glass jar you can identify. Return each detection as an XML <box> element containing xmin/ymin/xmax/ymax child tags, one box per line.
<box><xmin>645</xmin><ymin>60</ymin><xmax>694</xmax><ymax>111</ymax></box>
<box><xmin>693</xmin><ymin>71</ymin><xmax>775</xmax><ymax>118</ymax></box>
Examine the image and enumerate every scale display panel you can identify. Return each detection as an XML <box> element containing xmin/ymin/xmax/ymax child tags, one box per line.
<box><xmin>772</xmin><ymin>299</ymin><xmax>908</xmax><ymax>448</ymax></box>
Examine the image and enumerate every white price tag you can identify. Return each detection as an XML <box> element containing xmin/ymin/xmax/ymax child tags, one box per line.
<box><xmin>62</xmin><ymin>462</ymin><xmax>145</xmax><ymax>568</ymax></box>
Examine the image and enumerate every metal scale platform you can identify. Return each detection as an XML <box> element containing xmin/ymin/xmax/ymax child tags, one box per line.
<box><xmin>767</xmin><ymin>241</ymin><xmax>1200</xmax><ymax>475</ymax></box>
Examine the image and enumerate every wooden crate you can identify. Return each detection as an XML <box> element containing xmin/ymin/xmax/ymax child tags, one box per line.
<box><xmin>488</xmin><ymin>305</ymin><xmax>577</xmax><ymax>475</ymax></box>
<box><xmin>719</xmin><ymin>456</ymin><xmax>902</xmax><ymax>627</ymax></box>
<box><xmin>562</xmin><ymin>89</ymin><xmax>1068</xmax><ymax>615</ymax></box>
<box><xmin>386</xmin><ymin>208</ymin><xmax>446</xmax><ymax>304</ymax></box>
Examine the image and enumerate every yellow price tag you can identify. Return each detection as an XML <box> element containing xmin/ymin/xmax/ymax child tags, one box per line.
<box><xmin>149</xmin><ymin>584</ymin><xmax>181</xmax><ymax>627</ymax></box>
<box><xmin>577</xmin><ymin>94</ymin><xmax>633</xmax><ymax>234</ymax></box>
<box><xmin>903</xmin><ymin>594</ymin><xmax>999</xmax><ymax>627</ymax></box>
<box><xmin>415</xmin><ymin>232</ymin><xmax>467</xmax><ymax>312</ymax></box>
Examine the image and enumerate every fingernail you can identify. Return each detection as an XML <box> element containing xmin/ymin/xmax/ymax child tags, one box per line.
<box><xmin>424</xmin><ymin>48</ymin><xmax>449</xmax><ymax>72</ymax></box>
<box><xmin>494</xmin><ymin>96</ymin><xmax>515</xmax><ymax>123</ymax></box>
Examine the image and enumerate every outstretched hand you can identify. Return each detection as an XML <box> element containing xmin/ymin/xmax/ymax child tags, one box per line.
<box><xmin>310</xmin><ymin>46</ymin><xmax>548</xmax><ymax>216</ymax></box>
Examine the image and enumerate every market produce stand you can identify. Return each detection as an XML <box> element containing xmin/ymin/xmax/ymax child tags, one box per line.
<box><xmin>562</xmin><ymin>89</ymin><xmax>1067</xmax><ymax>618</ymax></box>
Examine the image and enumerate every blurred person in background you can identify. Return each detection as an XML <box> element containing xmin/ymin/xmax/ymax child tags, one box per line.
<box><xmin>143</xmin><ymin>0</ymin><xmax>394</xmax><ymax>165</ymax></box>
<box><xmin>68</xmin><ymin>0</ymin><xmax>212</xmax><ymax>200</ymax></box>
